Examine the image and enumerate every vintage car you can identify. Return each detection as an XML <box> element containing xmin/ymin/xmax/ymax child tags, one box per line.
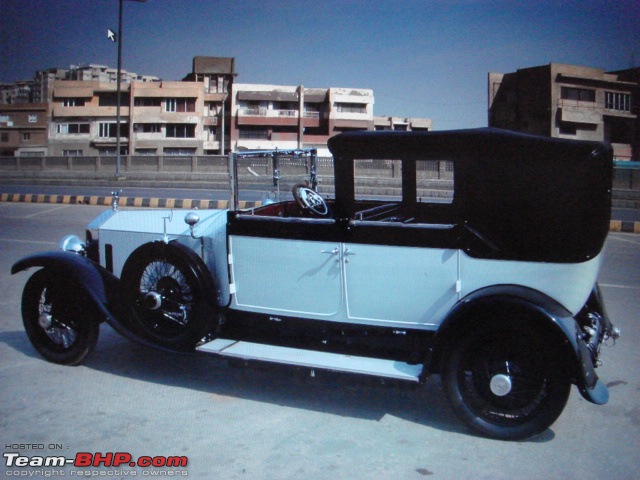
<box><xmin>12</xmin><ymin>128</ymin><xmax>619</xmax><ymax>440</ymax></box>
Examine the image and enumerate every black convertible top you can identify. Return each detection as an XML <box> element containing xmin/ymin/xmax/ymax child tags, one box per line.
<box><xmin>328</xmin><ymin>128</ymin><xmax>613</xmax><ymax>263</ymax></box>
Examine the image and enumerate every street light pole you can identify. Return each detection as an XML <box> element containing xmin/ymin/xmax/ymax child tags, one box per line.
<box><xmin>115</xmin><ymin>0</ymin><xmax>146</xmax><ymax>178</ymax></box>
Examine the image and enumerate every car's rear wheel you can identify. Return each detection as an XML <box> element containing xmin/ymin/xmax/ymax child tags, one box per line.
<box><xmin>21</xmin><ymin>269</ymin><xmax>99</xmax><ymax>365</ymax></box>
<box><xmin>120</xmin><ymin>242</ymin><xmax>213</xmax><ymax>350</ymax></box>
<box><xmin>442</xmin><ymin>327</ymin><xmax>571</xmax><ymax>440</ymax></box>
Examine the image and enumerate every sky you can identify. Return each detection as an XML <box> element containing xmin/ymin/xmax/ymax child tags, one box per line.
<box><xmin>1</xmin><ymin>0</ymin><xmax>638</xmax><ymax>129</ymax></box>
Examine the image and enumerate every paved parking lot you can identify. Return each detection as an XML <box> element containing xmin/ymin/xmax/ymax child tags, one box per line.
<box><xmin>1</xmin><ymin>202</ymin><xmax>639</xmax><ymax>479</ymax></box>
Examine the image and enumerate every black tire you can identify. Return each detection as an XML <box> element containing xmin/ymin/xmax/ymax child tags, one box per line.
<box><xmin>21</xmin><ymin>269</ymin><xmax>99</xmax><ymax>365</ymax></box>
<box><xmin>120</xmin><ymin>242</ymin><xmax>213</xmax><ymax>350</ymax></box>
<box><xmin>442</xmin><ymin>327</ymin><xmax>571</xmax><ymax>440</ymax></box>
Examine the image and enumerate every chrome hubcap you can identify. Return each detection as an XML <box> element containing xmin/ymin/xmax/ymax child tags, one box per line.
<box><xmin>490</xmin><ymin>374</ymin><xmax>513</xmax><ymax>396</ymax></box>
<box><xmin>38</xmin><ymin>312</ymin><xmax>53</xmax><ymax>329</ymax></box>
<box><xmin>144</xmin><ymin>291</ymin><xmax>163</xmax><ymax>310</ymax></box>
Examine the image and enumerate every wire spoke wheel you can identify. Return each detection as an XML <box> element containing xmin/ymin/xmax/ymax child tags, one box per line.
<box><xmin>121</xmin><ymin>242</ymin><xmax>212</xmax><ymax>350</ymax></box>
<box><xmin>21</xmin><ymin>269</ymin><xmax>99</xmax><ymax>365</ymax></box>
<box><xmin>443</xmin><ymin>329</ymin><xmax>570</xmax><ymax>440</ymax></box>
<box><xmin>137</xmin><ymin>260</ymin><xmax>195</xmax><ymax>335</ymax></box>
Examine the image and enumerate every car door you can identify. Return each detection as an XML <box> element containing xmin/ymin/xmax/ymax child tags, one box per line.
<box><xmin>228</xmin><ymin>214</ymin><xmax>344</xmax><ymax>317</ymax></box>
<box><xmin>343</xmin><ymin>221</ymin><xmax>460</xmax><ymax>327</ymax></box>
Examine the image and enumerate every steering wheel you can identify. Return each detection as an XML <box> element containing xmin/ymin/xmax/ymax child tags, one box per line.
<box><xmin>292</xmin><ymin>184</ymin><xmax>329</xmax><ymax>216</ymax></box>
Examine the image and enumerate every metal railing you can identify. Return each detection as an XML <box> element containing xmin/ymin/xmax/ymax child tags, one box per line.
<box><xmin>1</xmin><ymin>155</ymin><xmax>638</xmax><ymax>191</ymax></box>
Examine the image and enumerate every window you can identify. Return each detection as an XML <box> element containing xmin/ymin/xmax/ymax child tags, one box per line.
<box><xmin>1</xmin><ymin>132</ymin><xmax>8</xmax><ymax>142</ymax></box>
<box><xmin>561</xmin><ymin>87</ymin><xmax>595</xmax><ymax>102</ymax></box>
<box><xmin>99</xmin><ymin>123</ymin><xmax>115</xmax><ymax>137</ymax></box>
<box><xmin>62</xmin><ymin>98</ymin><xmax>86</xmax><ymax>107</ymax></box>
<box><xmin>354</xmin><ymin>159</ymin><xmax>402</xmax><ymax>202</ymax></box>
<box><xmin>135</xmin><ymin>148</ymin><xmax>157</xmax><ymax>155</ymax></box>
<box><xmin>239</xmin><ymin>127</ymin><xmax>268</xmax><ymax>139</ymax></box>
<box><xmin>135</xmin><ymin>123</ymin><xmax>161</xmax><ymax>133</ymax></box>
<box><xmin>416</xmin><ymin>160</ymin><xmax>454</xmax><ymax>204</ymax></box>
<box><xmin>22</xmin><ymin>133</ymin><xmax>30</xmax><ymax>141</ymax></box>
<box><xmin>164</xmin><ymin>148</ymin><xmax>196</xmax><ymax>156</ymax></box>
<box><xmin>205</xmin><ymin>103</ymin><xmax>219</xmax><ymax>116</ymax></box>
<box><xmin>62</xmin><ymin>150</ymin><xmax>83</xmax><ymax>156</ymax></box>
<box><xmin>273</xmin><ymin>101</ymin><xmax>297</xmax><ymax>111</ymax></box>
<box><xmin>28</xmin><ymin>114</ymin><xmax>38</xmax><ymax>123</ymax></box>
<box><xmin>0</xmin><ymin>115</ymin><xmax>11</xmax><ymax>123</ymax></box>
<box><xmin>335</xmin><ymin>102</ymin><xmax>367</xmax><ymax>113</ymax></box>
<box><xmin>207</xmin><ymin>126</ymin><xmax>217</xmax><ymax>141</ymax></box>
<box><xmin>165</xmin><ymin>98</ymin><xmax>195</xmax><ymax>112</ymax></box>
<box><xmin>605</xmin><ymin>92</ymin><xmax>632</xmax><ymax>112</ymax></box>
<box><xmin>134</xmin><ymin>97</ymin><xmax>162</xmax><ymax>107</ymax></box>
<box><xmin>98</xmin><ymin>122</ymin><xmax>128</xmax><ymax>138</ymax></box>
<box><xmin>166</xmin><ymin>124</ymin><xmax>195</xmax><ymax>138</ymax></box>
<box><xmin>57</xmin><ymin>123</ymin><xmax>90</xmax><ymax>134</ymax></box>
<box><xmin>98</xmin><ymin>93</ymin><xmax>129</xmax><ymax>106</ymax></box>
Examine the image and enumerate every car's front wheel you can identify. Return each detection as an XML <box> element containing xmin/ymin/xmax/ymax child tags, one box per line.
<box><xmin>21</xmin><ymin>269</ymin><xmax>100</xmax><ymax>365</ymax></box>
<box><xmin>442</xmin><ymin>327</ymin><xmax>571</xmax><ymax>440</ymax></box>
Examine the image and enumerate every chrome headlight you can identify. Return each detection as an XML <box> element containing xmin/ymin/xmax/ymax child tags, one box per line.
<box><xmin>58</xmin><ymin>235</ymin><xmax>86</xmax><ymax>255</ymax></box>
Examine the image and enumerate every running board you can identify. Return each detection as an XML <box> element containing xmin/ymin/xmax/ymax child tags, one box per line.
<box><xmin>197</xmin><ymin>338</ymin><xmax>422</xmax><ymax>382</ymax></box>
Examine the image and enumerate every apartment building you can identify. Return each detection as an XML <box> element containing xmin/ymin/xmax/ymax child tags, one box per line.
<box><xmin>45</xmin><ymin>57</ymin><xmax>235</xmax><ymax>157</ymax></box>
<box><xmin>0</xmin><ymin>103</ymin><xmax>48</xmax><ymax>156</ymax></box>
<box><xmin>489</xmin><ymin>63</ymin><xmax>639</xmax><ymax>160</ymax></box>
<box><xmin>1</xmin><ymin>56</ymin><xmax>431</xmax><ymax>157</ymax></box>
<box><xmin>373</xmin><ymin>116</ymin><xmax>433</xmax><ymax>131</ymax></box>
<box><xmin>231</xmin><ymin>84</ymin><xmax>375</xmax><ymax>155</ymax></box>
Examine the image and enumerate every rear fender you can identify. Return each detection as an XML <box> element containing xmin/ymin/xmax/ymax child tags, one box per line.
<box><xmin>430</xmin><ymin>285</ymin><xmax>609</xmax><ymax>405</ymax></box>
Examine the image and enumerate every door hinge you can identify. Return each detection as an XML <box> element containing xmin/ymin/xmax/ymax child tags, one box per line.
<box><xmin>229</xmin><ymin>283</ymin><xmax>236</xmax><ymax>294</ymax></box>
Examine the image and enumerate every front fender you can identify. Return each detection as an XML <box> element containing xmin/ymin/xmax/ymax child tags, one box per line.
<box><xmin>431</xmin><ymin>285</ymin><xmax>609</xmax><ymax>405</ymax></box>
<box><xmin>12</xmin><ymin>251</ymin><xmax>117</xmax><ymax>322</ymax></box>
<box><xmin>11</xmin><ymin>251</ymin><xmax>188</xmax><ymax>354</ymax></box>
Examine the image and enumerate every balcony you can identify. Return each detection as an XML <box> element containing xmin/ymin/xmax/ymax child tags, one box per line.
<box><xmin>237</xmin><ymin>107</ymin><xmax>300</xmax><ymax>126</ymax></box>
<box><xmin>557</xmin><ymin>99</ymin><xmax>636</xmax><ymax>123</ymax></box>
<box><xmin>52</xmin><ymin>106</ymin><xmax>129</xmax><ymax>118</ymax></box>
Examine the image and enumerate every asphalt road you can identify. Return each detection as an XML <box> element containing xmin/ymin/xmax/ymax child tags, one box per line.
<box><xmin>1</xmin><ymin>202</ymin><xmax>639</xmax><ymax>479</ymax></box>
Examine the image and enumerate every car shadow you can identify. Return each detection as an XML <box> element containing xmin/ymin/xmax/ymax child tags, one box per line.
<box><xmin>1</xmin><ymin>326</ymin><xmax>556</xmax><ymax>443</ymax></box>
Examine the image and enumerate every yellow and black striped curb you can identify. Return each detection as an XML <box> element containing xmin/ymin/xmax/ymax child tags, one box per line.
<box><xmin>609</xmin><ymin>220</ymin><xmax>640</xmax><ymax>234</ymax></box>
<box><xmin>0</xmin><ymin>193</ymin><xmax>261</xmax><ymax>210</ymax></box>
<box><xmin>2</xmin><ymin>192</ymin><xmax>639</xmax><ymax>233</ymax></box>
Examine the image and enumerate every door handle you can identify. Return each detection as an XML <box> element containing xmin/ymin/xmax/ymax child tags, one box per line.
<box><xmin>343</xmin><ymin>248</ymin><xmax>356</xmax><ymax>263</ymax></box>
<box><xmin>321</xmin><ymin>247</ymin><xmax>340</xmax><ymax>255</ymax></box>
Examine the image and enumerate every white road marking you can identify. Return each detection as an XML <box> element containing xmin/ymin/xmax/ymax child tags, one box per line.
<box><xmin>22</xmin><ymin>204</ymin><xmax>71</xmax><ymax>219</ymax></box>
<box><xmin>599</xmin><ymin>283</ymin><xmax>640</xmax><ymax>291</ymax></box>
<box><xmin>0</xmin><ymin>238</ymin><xmax>57</xmax><ymax>246</ymax></box>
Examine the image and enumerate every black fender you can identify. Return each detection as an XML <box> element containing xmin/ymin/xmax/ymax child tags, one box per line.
<box><xmin>11</xmin><ymin>250</ymin><xmax>194</xmax><ymax>354</ymax></box>
<box><xmin>429</xmin><ymin>285</ymin><xmax>609</xmax><ymax>405</ymax></box>
<box><xmin>12</xmin><ymin>251</ymin><xmax>118</xmax><ymax>322</ymax></box>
